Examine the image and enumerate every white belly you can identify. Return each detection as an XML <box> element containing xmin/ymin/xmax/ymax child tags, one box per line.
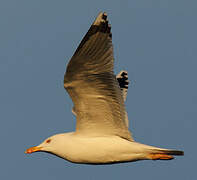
<box><xmin>54</xmin><ymin>133</ymin><xmax>149</xmax><ymax>164</ymax></box>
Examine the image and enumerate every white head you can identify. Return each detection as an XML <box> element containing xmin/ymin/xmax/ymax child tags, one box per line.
<box><xmin>25</xmin><ymin>133</ymin><xmax>68</xmax><ymax>157</ymax></box>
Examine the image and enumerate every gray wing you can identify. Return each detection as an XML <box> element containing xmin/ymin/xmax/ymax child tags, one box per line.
<box><xmin>64</xmin><ymin>12</ymin><xmax>133</xmax><ymax>141</ymax></box>
<box><xmin>72</xmin><ymin>70</ymin><xmax>130</xmax><ymax>127</ymax></box>
<box><xmin>72</xmin><ymin>70</ymin><xmax>129</xmax><ymax>113</ymax></box>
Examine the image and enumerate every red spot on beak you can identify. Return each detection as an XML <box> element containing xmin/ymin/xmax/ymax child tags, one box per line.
<box><xmin>25</xmin><ymin>146</ymin><xmax>42</xmax><ymax>154</ymax></box>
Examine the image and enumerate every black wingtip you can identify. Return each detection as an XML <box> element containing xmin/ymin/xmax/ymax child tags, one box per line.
<box><xmin>72</xmin><ymin>12</ymin><xmax>112</xmax><ymax>56</ymax></box>
<box><xmin>169</xmin><ymin>150</ymin><xmax>184</xmax><ymax>156</ymax></box>
<box><xmin>116</xmin><ymin>71</ymin><xmax>129</xmax><ymax>89</ymax></box>
<box><xmin>92</xmin><ymin>12</ymin><xmax>111</xmax><ymax>36</ymax></box>
<box><xmin>161</xmin><ymin>149</ymin><xmax>184</xmax><ymax>156</ymax></box>
<box><xmin>102</xmin><ymin>12</ymin><xmax>107</xmax><ymax>20</ymax></box>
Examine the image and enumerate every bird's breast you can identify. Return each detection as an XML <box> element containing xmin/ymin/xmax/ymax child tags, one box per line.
<box><xmin>55</xmin><ymin>134</ymin><xmax>146</xmax><ymax>164</ymax></box>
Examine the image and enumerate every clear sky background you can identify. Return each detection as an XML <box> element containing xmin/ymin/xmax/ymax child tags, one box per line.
<box><xmin>1</xmin><ymin>0</ymin><xmax>196</xmax><ymax>179</ymax></box>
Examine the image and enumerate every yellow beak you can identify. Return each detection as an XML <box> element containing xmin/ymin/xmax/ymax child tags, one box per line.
<box><xmin>25</xmin><ymin>146</ymin><xmax>42</xmax><ymax>154</ymax></box>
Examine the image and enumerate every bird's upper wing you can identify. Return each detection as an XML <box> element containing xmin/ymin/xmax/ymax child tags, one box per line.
<box><xmin>64</xmin><ymin>12</ymin><xmax>133</xmax><ymax>141</ymax></box>
<box><xmin>72</xmin><ymin>70</ymin><xmax>130</xmax><ymax>126</ymax></box>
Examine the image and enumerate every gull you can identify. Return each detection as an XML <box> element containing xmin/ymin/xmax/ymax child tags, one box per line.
<box><xmin>25</xmin><ymin>12</ymin><xmax>184</xmax><ymax>164</ymax></box>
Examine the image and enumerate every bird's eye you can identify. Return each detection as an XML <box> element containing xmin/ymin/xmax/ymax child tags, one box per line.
<box><xmin>46</xmin><ymin>139</ymin><xmax>51</xmax><ymax>143</ymax></box>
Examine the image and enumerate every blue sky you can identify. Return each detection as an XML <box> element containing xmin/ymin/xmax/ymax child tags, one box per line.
<box><xmin>1</xmin><ymin>0</ymin><xmax>196</xmax><ymax>179</ymax></box>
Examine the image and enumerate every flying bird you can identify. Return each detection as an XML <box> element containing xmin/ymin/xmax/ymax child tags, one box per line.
<box><xmin>25</xmin><ymin>12</ymin><xmax>184</xmax><ymax>164</ymax></box>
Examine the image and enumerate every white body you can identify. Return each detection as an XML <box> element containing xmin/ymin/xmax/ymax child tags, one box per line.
<box><xmin>41</xmin><ymin>133</ymin><xmax>170</xmax><ymax>164</ymax></box>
